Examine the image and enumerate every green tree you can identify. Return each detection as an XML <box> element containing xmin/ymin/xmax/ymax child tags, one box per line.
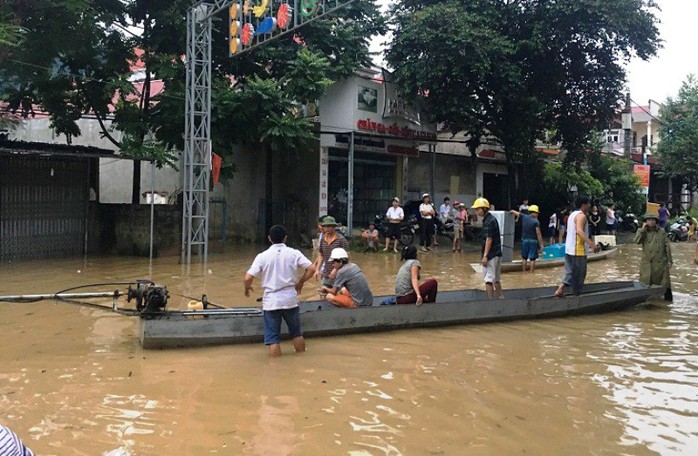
<box><xmin>656</xmin><ymin>75</ymin><xmax>698</xmax><ymax>192</ymax></box>
<box><xmin>387</xmin><ymin>0</ymin><xmax>660</xmax><ymax>204</ymax></box>
<box><xmin>1</xmin><ymin>0</ymin><xmax>385</xmax><ymax>204</ymax></box>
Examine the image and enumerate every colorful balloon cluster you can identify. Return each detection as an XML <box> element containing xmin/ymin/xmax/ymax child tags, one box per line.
<box><xmin>229</xmin><ymin>0</ymin><xmax>322</xmax><ymax>54</ymax></box>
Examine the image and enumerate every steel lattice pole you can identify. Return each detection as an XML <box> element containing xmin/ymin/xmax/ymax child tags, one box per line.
<box><xmin>182</xmin><ymin>3</ymin><xmax>212</xmax><ymax>265</ymax></box>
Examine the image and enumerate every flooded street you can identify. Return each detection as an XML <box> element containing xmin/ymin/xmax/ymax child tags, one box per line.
<box><xmin>1</xmin><ymin>241</ymin><xmax>698</xmax><ymax>455</ymax></box>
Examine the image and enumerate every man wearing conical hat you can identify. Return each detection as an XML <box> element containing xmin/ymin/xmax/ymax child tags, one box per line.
<box><xmin>635</xmin><ymin>212</ymin><xmax>673</xmax><ymax>301</ymax></box>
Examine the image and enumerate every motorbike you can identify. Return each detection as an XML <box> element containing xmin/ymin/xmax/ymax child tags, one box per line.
<box><xmin>412</xmin><ymin>216</ymin><xmax>455</xmax><ymax>241</ymax></box>
<box><xmin>667</xmin><ymin>218</ymin><xmax>690</xmax><ymax>242</ymax></box>
<box><xmin>435</xmin><ymin>217</ymin><xmax>455</xmax><ymax>240</ymax></box>
<box><xmin>616</xmin><ymin>209</ymin><xmax>640</xmax><ymax>233</ymax></box>
<box><xmin>375</xmin><ymin>214</ymin><xmax>418</xmax><ymax>246</ymax></box>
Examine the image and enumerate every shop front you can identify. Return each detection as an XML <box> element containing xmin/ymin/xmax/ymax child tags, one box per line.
<box><xmin>318</xmin><ymin>70</ymin><xmax>436</xmax><ymax>233</ymax></box>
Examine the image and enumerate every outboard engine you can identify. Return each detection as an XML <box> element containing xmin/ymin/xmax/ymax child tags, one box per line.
<box><xmin>127</xmin><ymin>281</ymin><xmax>169</xmax><ymax>314</ymax></box>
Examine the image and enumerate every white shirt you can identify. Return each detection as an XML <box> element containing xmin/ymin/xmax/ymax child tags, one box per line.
<box><xmin>247</xmin><ymin>243</ymin><xmax>312</xmax><ymax>311</ymax></box>
<box><xmin>420</xmin><ymin>203</ymin><xmax>434</xmax><ymax>219</ymax></box>
<box><xmin>519</xmin><ymin>204</ymin><xmax>529</xmax><ymax>212</ymax></box>
<box><xmin>386</xmin><ymin>206</ymin><xmax>404</xmax><ymax>222</ymax></box>
<box><xmin>548</xmin><ymin>213</ymin><xmax>557</xmax><ymax>228</ymax></box>
<box><xmin>439</xmin><ymin>203</ymin><xmax>451</xmax><ymax>220</ymax></box>
<box><xmin>606</xmin><ymin>208</ymin><xmax>616</xmax><ymax>224</ymax></box>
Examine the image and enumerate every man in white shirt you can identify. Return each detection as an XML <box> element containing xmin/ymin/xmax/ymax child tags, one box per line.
<box><xmin>439</xmin><ymin>197</ymin><xmax>452</xmax><ymax>222</ymax></box>
<box><xmin>384</xmin><ymin>197</ymin><xmax>404</xmax><ymax>252</ymax></box>
<box><xmin>419</xmin><ymin>193</ymin><xmax>436</xmax><ymax>251</ymax></box>
<box><xmin>244</xmin><ymin>225</ymin><xmax>316</xmax><ymax>356</ymax></box>
<box><xmin>519</xmin><ymin>199</ymin><xmax>530</xmax><ymax>213</ymax></box>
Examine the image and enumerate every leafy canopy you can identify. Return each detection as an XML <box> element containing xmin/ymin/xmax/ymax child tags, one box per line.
<box><xmin>656</xmin><ymin>75</ymin><xmax>698</xmax><ymax>190</ymax></box>
<box><xmin>387</xmin><ymin>0</ymin><xmax>661</xmax><ymax>198</ymax></box>
<box><xmin>1</xmin><ymin>0</ymin><xmax>385</xmax><ymax>173</ymax></box>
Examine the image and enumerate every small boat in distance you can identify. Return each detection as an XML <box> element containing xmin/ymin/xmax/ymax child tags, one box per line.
<box><xmin>140</xmin><ymin>281</ymin><xmax>661</xmax><ymax>349</ymax></box>
<box><xmin>470</xmin><ymin>247</ymin><xmax>618</xmax><ymax>274</ymax></box>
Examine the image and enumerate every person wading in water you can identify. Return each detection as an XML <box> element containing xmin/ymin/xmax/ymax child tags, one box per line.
<box><xmin>635</xmin><ymin>213</ymin><xmax>673</xmax><ymax>301</ymax></box>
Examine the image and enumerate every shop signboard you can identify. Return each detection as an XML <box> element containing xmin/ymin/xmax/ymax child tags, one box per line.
<box><xmin>633</xmin><ymin>164</ymin><xmax>650</xmax><ymax>195</ymax></box>
<box><xmin>382</xmin><ymin>69</ymin><xmax>421</xmax><ymax>125</ymax></box>
<box><xmin>319</xmin><ymin>148</ymin><xmax>329</xmax><ymax>215</ymax></box>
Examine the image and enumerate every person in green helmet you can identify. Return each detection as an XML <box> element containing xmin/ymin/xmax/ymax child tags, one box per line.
<box><xmin>634</xmin><ymin>213</ymin><xmax>673</xmax><ymax>301</ymax></box>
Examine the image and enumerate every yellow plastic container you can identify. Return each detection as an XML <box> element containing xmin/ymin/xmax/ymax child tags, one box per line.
<box><xmin>187</xmin><ymin>300</ymin><xmax>204</xmax><ymax>318</ymax></box>
<box><xmin>646</xmin><ymin>202</ymin><xmax>660</xmax><ymax>216</ymax></box>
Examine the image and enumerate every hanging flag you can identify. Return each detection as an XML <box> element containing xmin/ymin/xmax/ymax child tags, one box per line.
<box><xmin>212</xmin><ymin>152</ymin><xmax>223</xmax><ymax>185</ymax></box>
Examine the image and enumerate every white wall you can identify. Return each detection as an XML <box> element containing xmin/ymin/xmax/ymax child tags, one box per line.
<box><xmin>9</xmin><ymin>117</ymin><xmax>181</xmax><ymax>203</ymax></box>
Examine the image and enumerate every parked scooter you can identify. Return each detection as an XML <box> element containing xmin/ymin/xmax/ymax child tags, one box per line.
<box><xmin>375</xmin><ymin>214</ymin><xmax>418</xmax><ymax>246</ymax></box>
<box><xmin>616</xmin><ymin>209</ymin><xmax>640</xmax><ymax>233</ymax></box>
<box><xmin>667</xmin><ymin>218</ymin><xmax>690</xmax><ymax>242</ymax></box>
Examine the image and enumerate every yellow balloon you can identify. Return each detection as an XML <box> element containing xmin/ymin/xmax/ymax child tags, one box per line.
<box><xmin>253</xmin><ymin>0</ymin><xmax>269</xmax><ymax>18</ymax></box>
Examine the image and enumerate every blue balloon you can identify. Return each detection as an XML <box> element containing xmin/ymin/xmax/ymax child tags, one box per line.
<box><xmin>256</xmin><ymin>17</ymin><xmax>277</xmax><ymax>35</ymax></box>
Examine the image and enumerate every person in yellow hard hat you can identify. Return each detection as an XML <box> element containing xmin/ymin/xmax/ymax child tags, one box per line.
<box><xmin>472</xmin><ymin>197</ymin><xmax>503</xmax><ymax>298</ymax></box>
<box><xmin>510</xmin><ymin>204</ymin><xmax>545</xmax><ymax>272</ymax></box>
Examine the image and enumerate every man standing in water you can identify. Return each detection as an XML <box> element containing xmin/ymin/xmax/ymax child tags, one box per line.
<box><xmin>314</xmin><ymin>216</ymin><xmax>349</xmax><ymax>287</ymax></box>
<box><xmin>472</xmin><ymin>197</ymin><xmax>503</xmax><ymax>299</ymax></box>
<box><xmin>244</xmin><ymin>225</ymin><xmax>315</xmax><ymax>356</ymax></box>
<box><xmin>555</xmin><ymin>195</ymin><xmax>599</xmax><ymax>297</ymax></box>
<box><xmin>635</xmin><ymin>213</ymin><xmax>673</xmax><ymax>301</ymax></box>
<box><xmin>510</xmin><ymin>204</ymin><xmax>545</xmax><ymax>272</ymax></box>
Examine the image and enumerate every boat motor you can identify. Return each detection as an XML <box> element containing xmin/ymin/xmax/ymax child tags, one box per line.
<box><xmin>127</xmin><ymin>281</ymin><xmax>169</xmax><ymax>314</ymax></box>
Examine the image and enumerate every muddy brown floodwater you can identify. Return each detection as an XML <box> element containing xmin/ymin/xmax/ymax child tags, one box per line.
<box><xmin>1</xmin><ymin>241</ymin><xmax>698</xmax><ymax>455</ymax></box>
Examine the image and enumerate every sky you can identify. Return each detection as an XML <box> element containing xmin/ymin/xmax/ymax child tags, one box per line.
<box><xmin>372</xmin><ymin>0</ymin><xmax>698</xmax><ymax>107</ymax></box>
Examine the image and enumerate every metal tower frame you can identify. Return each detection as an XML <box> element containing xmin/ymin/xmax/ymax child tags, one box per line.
<box><xmin>182</xmin><ymin>3</ymin><xmax>213</xmax><ymax>265</ymax></box>
<box><xmin>182</xmin><ymin>0</ymin><xmax>355</xmax><ymax>264</ymax></box>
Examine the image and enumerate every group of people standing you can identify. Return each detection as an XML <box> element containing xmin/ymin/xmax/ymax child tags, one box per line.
<box><xmin>548</xmin><ymin>203</ymin><xmax>619</xmax><ymax>242</ymax></box>
<box><xmin>246</xmin><ymin>194</ymin><xmax>675</xmax><ymax>356</ymax></box>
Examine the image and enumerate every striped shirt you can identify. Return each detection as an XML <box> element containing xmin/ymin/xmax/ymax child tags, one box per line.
<box><xmin>318</xmin><ymin>234</ymin><xmax>349</xmax><ymax>278</ymax></box>
<box><xmin>0</xmin><ymin>425</ymin><xmax>34</xmax><ymax>456</ymax></box>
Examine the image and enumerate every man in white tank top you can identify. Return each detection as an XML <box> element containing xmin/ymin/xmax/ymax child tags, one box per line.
<box><xmin>555</xmin><ymin>195</ymin><xmax>599</xmax><ymax>297</ymax></box>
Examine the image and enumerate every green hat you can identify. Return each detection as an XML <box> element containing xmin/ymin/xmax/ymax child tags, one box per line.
<box><xmin>321</xmin><ymin>216</ymin><xmax>339</xmax><ymax>226</ymax></box>
<box><xmin>642</xmin><ymin>213</ymin><xmax>659</xmax><ymax>221</ymax></box>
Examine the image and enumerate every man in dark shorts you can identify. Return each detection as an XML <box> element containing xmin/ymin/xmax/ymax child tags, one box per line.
<box><xmin>510</xmin><ymin>205</ymin><xmax>545</xmax><ymax>272</ymax></box>
<box><xmin>314</xmin><ymin>216</ymin><xmax>349</xmax><ymax>287</ymax></box>
<box><xmin>384</xmin><ymin>197</ymin><xmax>404</xmax><ymax>252</ymax></box>
<box><xmin>244</xmin><ymin>225</ymin><xmax>315</xmax><ymax>356</ymax></box>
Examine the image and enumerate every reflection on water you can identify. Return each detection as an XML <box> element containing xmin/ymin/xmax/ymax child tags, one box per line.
<box><xmin>0</xmin><ymin>241</ymin><xmax>697</xmax><ymax>454</ymax></box>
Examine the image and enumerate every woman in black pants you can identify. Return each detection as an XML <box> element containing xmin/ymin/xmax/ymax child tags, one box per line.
<box><xmin>419</xmin><ymin>193</ymin><xmax>436</xmax><ymax>251</ymax></box>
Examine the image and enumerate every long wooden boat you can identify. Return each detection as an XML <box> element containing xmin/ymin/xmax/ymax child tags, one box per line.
<box><xmin>139</xmin><ymin>281</ymin><xmax>661</xmax><ymax>349</ymax></box>
<box><xmin>470</xmin><ymin>247</ymin><xmax>618</xmax><ymax>274</ymax></box>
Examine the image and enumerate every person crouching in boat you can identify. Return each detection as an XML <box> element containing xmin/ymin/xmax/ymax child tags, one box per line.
<box><xmin>472</xmin><ymin>197</ymin><xmax>504</xmax><ymax>299</ymax></box>
<box><xmin>635</xmin><ymin>213</ymin><xmax>673</xmax><ymax>301</ymax></box>
<box><xmin>395</xmin><ymin>245</ymin><xmax>438</xmax><ymax>306</ymax></box>
<box><xmin>509</xmin><ymin>205</ymin><xmax>545</xmax><ymax>273</ymax></box>
<box><xmin>244</xmin><ymin>225</ymin><xmax>316</xmax><ymax>357</ymax></box>
<box><xmin>321</xmin><ymin>248</ymin><xmax>374</xmax><ymax>308</ymax></box>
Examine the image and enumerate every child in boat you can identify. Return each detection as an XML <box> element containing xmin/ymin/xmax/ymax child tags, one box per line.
<box><xmin>395</xmin><ymin>245</ymin><xmax>438</xmax><ymax>305</ymax></box>
<box><xmin>321</xmin><ymin>248</ymin><xmax>374</xmax><ymax>308</ymax></box>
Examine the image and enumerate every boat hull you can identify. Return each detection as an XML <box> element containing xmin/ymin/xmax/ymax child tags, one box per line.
<box><xmin>139</xmin><ymin>281</ymin><xmax>661</xmax><ymax>349</ymax></box>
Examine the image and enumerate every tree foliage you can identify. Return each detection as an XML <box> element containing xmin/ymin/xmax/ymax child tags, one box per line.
<box><xmin>0</xmin><ymin>0</ymin><xmax>385</xmax><ymax>184</ymax></box>
<box><xmin>656</xmin><ymin>75</ymin><xmax>698</xmax><ymax>191</ymax></box>
<box><xmin>387</xmin><ymin>0</ymin><xmax>661</xmax><ymax>201</ymax></box>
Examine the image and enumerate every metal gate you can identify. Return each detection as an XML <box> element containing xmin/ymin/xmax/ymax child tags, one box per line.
<box><xmin>1</xmin><ymin>156</ymin><xmax>89</xmax><ymax>260</ymax></box>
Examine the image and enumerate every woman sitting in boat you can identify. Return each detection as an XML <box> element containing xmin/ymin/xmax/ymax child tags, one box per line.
<box><xmin>395</xmin><ymin>245</ymin><xmax>438</xmax><ymax>306</ymax></box>
<box><xmin>321</xmin><ymin>248</ymin><xmax>374</xmax><ymax>308</ymax></box>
